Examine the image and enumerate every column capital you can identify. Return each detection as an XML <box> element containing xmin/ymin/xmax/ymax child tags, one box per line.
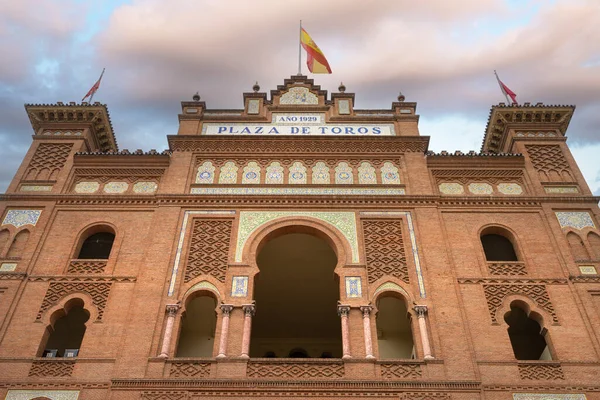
<box><xmin>165</xmin><ymin>304</ymin><xmax>180</xmax><ymax>316</ymax></box>
<box><xmin>220</xmin><ymin>304</ymin><xmax>234</xmax><ymax>316</ymax></box>
<box><xmin>360</xmin><ymin>305</ymin><xmax>373</xmax><ymax>317</ymax></box>
<box><xmin>413</xmin><ymin>305</ymin><xmax>428</xmax><ymax>317</ymax></box>
<box><xmin>337</xmin><ymin>305</ymin><xmax>351</xmax><ymax>317</ymax></box>
<box><xmin>243</xmin><ymin>304</ymin><xmax>256</xmax><ymax>317</ymax></box>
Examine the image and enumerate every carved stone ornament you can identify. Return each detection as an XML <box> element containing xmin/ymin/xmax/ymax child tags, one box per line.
<box><xmin>337</xmin><ymin>305</ymin><xmax>350</xmax><ymax>317</ymax></box>
<box><xmin>243</xmin><ymin>303</ymin><xmax>256</xmax><ymax>317</ymax></box>
<box><xmin>220</xmin><ymin>304</ymin><xmax>234</xmax><ymax>316</ymax></box>
<box><xmin>413</xmin><ymin>305</ymin><xmax>428</xmax><ymax>317</ymax></box>
<box><xmin>360</xmin><ymin>305</ymin><xmax>373</xmax><ymax>317</ymax></box>
<box><xmin>166</xmin><ymin>304</ymin><xmax>180</xmax><ymax>316</ymax></box>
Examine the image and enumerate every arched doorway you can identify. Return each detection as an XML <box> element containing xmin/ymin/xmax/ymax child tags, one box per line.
<box><xmin>176</xmin><ymin>293</ymin><xmax>217</xmax><ymax>357</ymax></box>
<box><xmin>376</xmin><ymin>294</ymin><xmax>415</xmax><ymax>359</ymax></box>
<box><xmin>250</xmin><ymin>232</ymin><xmax>342</xmax><ymax>358</ymax></box>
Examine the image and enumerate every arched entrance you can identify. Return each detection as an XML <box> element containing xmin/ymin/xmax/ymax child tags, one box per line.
<box><xmin>250</xmin><ymin>231</ymin><xmax>342</xmax><ymax>358</ymax></box>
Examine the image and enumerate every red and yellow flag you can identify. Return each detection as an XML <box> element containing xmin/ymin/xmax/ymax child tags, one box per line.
<box><xmin>300</xmin><ymin>28</ymin><xmax>332</xmax><ymax>74</ymax></box>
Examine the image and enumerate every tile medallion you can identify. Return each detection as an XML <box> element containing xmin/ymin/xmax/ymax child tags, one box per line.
<box><xmin>338</xmin><ymin>99</ymin><xmax>350</xmax><ymax>115</ymax></box>
<box><xmin>312</xmin><ymin>161</ymin><xmax>330</xmax><ymax>184</ymax></box>
<box><xmin>579</xmin><ymin>266</ymin><xmax>597</xmax><ymax>275</ymax></box>
<box><xmin>555</xmin><ymin>212</ymin><xmax>595</xmax><ymax>230</ymax></box>
<box><xmin>231</xmin><ymin>276</ymin><xmax>249</xmax><ymax>297</ymax></box>
<box><xmin>468</xmin><ymin>182</ymin><xmax>493</xmax><ymax>195</ymax></box>
<box><xmin>513</xmin><ymin>395</ymin><xmax>586</xmax><ymax>400</ymax></box>
<box><xmin>288</xmin><ymin>161</ymin><xmax>307</xmax><ymax>184</ymax></box>
<box><xmin>242</xmin><ymin>162</ymin><xmax>261</xmax><ymax>184</ymax></box>
<box><xmin>358</xmin><ymin>162</ymin><xmax>377</xmax><ymax>184</ymax></box>
<box><xmin>439</xmin><ymin>183</ymin><xmax>464</xmax><ymax>195</ymax></box>
<box><xmin>0</xmin><ymin>262</ymin><xmax>17</xmax><ymax>271</ymax></box>
<box><xmin>103</xmin><ymin>181</ymin><xmax>128</xmax><ymax>194</ymax></box>
<box><xmin>133</xmin><ymin>181</ymin><xmax>158</xmax><ymax>194</ymax></box>
<box><xmin>236</xmin><ymin>211</ymin><xmax>359</xmax><ymax>263</ymax></box>
<box><xmin>545</xmin><ymin>186</ymin><xmax>579</xmax><ymax>194</ymax></box>
<box><xmin>247</xmin><ymin>99</ymin><xmax>260</xmax><ymax>114</ymax></box>
<box><xmin>265</xmin><ymin>162</ymin><xmax>284</xmax><ymax>184</ymax></box>
<box><xmin>190</xmin><ymin>187</ymin><xmax>406</xmax><ymax>196</ymax></box>
<box><xmin>335</xmin><ymin>162</ymin><xmax>354</xmax><ymax>184</ymax></box>
<box><xmin>2</xmin><ymin>210</ymin><xmax>42</xmax><ymax>228</ymax></box>
<box><xmin>381</xmin><ymin>162</ymin><xmax>401</xmax><ymax>185</ymax></box>
<box><xmin>20</xmin><ymin>185</ymin><xmax>52</xmax><ymax>192</ymax></box>
<box><xmin>219</xmin><ymin>161</ymin><xmax>238</xmax><ymax>184</ymax></box>
<box><xmin>345</xmin><ymin>276</ymin><xmax>362</xmax><ymax>298</ymax></box>
<box><xmin>498</xmin><ymin>183</ymin><xmax>523</xmax><ymax>195</ymax></box>
<box><xmin>279</xmin><ymin>86</ymin><xmax>319</xmax><ymax>105</ymax></box>
<box><xmin>196</xmin><ymin>161</ymin><xmax>216</xmax><ymax>184</ymax></box>
<box><xmin>74</xmin><ymin>181</ymin><xmax>100</xmax><ymax>194</ymax></box>
<box><xmin>5</xmin><ymin>390</ymin><xmax>80</xmax><ymax>400</ymax></box>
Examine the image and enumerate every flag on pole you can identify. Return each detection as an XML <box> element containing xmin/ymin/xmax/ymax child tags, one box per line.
<box><xmin>82</xmin><ymin>68</ymin><xmax>105</xmax><ymax>103</ymax></box>
<box><xmin>300</xmin><ymin>28</ymin><xmax>332</xmax><ymax>74</ymax></box>
<box><xmin>494</xmin><ymin>70</ymin><xmax>517</xmax><ymax>104</ymax></box>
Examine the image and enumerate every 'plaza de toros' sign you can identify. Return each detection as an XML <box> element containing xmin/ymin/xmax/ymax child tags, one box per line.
<box><xmin>201</xmin><ymin>113</ymin><xmax>395</xmax><ymax>136</ymax></box>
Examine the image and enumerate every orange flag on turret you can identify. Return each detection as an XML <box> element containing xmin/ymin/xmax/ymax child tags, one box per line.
<box><xmin>300</xmin><ymin>28</ymin><xmax>332</xmax><ymax>74</ymax></box>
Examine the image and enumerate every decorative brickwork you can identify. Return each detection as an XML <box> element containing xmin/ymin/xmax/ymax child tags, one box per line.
<box><xmin>483</xmin><ymin>284</ymin><xmax>557</xmax><ymax>323</ymax></box>
<box><xmin>488</xmin><ymin>262</ymin><xmax>527</xmax><ymax>276</ymax></box>
<box><xmin>247</xmin><ymin>361</ymin><xmax>344</xmax><ymax>379</ymax></box>
<box><xmin>400</xmin><ymin>393</ymin><xmax>450</xmax><ymax>400</ymax></box>
<box><xmin>380</xmin><ymin>362</ymin><xmax>422</xmax><ymax>379</ymax></box>
<box><xmin>526</xmin><ymin>145</ymin><xmax>572</xmax><ymax>182</ymax></box>
<box><xmin>169</xmin><ymin>361</ymin><xmax>211</xmax><ymax>378</ymax></box>
<box><xmin>141</xmin><ymin>391</ymin><xmax>188</xmax><ymax>400</ymax></box>
<box><xmin>362</xmin><ymin>219</ymin><xmax>409</xmax><ymax>284</ymax></box>
<box><xmin>518</xmin><ymin>363</ymin><xmax>565</xmax><ymax>380</ymax></box>
<box><xmin>37</xmin><ymin>281</ymin><xmax>112</xmax><ymax>321</ymax></box>
<box><xmin>28</xmin><ymin>360</ymin><xmax>75</xmax><ymax>377</ymax></box>
<box><xmin>66</xmin><ymin>259</ymin><xmax>107</xmax><ymax>274</ymax></box>
<box><xmin>24</xmin><ymin>143</ymin><xmax>72</xmax><ymax>181</ymax></box>
<box><xmin>184</xmin><ymin>219</ymin><xmax>232</xmax><ymax>283</ymax></box>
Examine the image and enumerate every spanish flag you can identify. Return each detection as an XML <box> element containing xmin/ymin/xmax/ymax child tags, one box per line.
<box><xmin>300</xmin><ymin>28</ymin><xmax>332</xmax><ymax>74</ymax></box>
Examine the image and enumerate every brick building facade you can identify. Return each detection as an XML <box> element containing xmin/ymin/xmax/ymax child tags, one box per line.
<box><xmin>0</xmin><ymin>75</ymin><xmax>599</xmax><ymax>399</ymax></box>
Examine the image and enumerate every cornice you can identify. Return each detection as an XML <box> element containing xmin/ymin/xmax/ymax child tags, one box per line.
<box><xmin>458</xmin><ymin>278</ymin><xmax>568</xmax><ymax>284</ymax></box>
<box><xmin>27</xmin><ymin>275</ymin><xmax>136</xmax><ymax>282</ymax></box>
<box><xmin>569</xmin><ymin>276</ymin><xmax>600</xmax><ymax>283</ymax></box>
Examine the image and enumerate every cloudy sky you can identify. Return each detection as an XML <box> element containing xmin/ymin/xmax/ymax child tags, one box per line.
<box><xmin>1</xmin><ymin>0</ymin><xmax>599</xmax><ymax>194</ymax></box>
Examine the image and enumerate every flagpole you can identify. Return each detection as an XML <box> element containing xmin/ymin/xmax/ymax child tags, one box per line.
<box><xmin>494</xmin><ymin>70</ymin><xmax>511</xmax><ymax>105</ymax></box>
<box><xmin>89</xmin><ymin>68</ymin><xmax>105</xmax><ymax>103</ymax></box>
<box><xmin>298</xmin><ymin>20</ymin><xmax>302</xmax><ymax>75</ymax></box>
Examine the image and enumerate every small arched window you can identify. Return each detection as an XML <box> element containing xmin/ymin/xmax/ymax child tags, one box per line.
<box><xmin>504</xmin><ymin>304</ymin><xmax>551</xmax><ymax>360</ymax></box>
<box><xmin>376</xmin><ymin>294</ymin><xmax>415</xmax><ymax>359</ymax></box>
<box><xmin>567</xmin><ymin>232</ymin><xmax>589</xmax><ymax>261</ymax></box>
<box><xmin>587</xmin><ymin>232</ymin><xmax>600</xmax><ymax>260</ymax></box>
<box><xmin>481</xmin><ymin>231</ymin><xmax>518</xmax><ymax>261</ymax></box>
<box><xmin>7</xmin><ymin>230</ymin><xmax>30</xmax><ymax>259</ymax></box>
<box><xmin>176</xmin><ymin>294</ymin><xmax>217</xmax><ymax>357</ymax></box>
<box><xmin>78</xmin><ymin>232</ymin><xmax>115</xmax><ymax>259</ymax></box>
<box><xmin>0</xmin><ymin>229</ymin><xmax>9</xmax><ymax>255</ymax></box>
<box><xmin>41</xmin><ymin>299</ymin><xmax>90</xmax><ymax>358</ymax></box>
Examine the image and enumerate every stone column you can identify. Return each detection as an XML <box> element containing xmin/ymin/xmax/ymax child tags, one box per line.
<box><xmin>360</xmin><ymin>305</ymin><xmax>375</xmax><ymax>359</ymax></box>
<box><xmin>414</xmin><ymin>305</ymin><xmax>434</xmax><ymax>360</ymax></box>
<box><xmin>216</xmin><ymin>304</ymin><xmax>234</xmax><ymax>358</ymax></box>
<box><xmin>240</xmin><ymin>303</ymin><xmax>256</xmax><ymax>358</ymax></box>
<box><xmin>337</xmin><ymin>305</ymin><xmax>351</xmax><ymax>359</ymax></box>
<box><xmin>158</xmin><ymin>304</ymin><xmax>180</xmax><ymax>358</ymax></box>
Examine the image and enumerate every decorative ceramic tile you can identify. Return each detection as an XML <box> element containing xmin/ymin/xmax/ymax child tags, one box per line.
<box><xmin>242</xmin><ymin>161</ymin><xmax>261</xmax><ymax>184</ymax></box>
<box><xmin>513</xmin><ymin>395</ymin><xmax>586</xmax><ymax>400</ymax></box>
<box><xmin>103</xmin><ymin>181</ymin><xmax>128</xmax><ymax>194</ymax></box>
<box><xmin>311</xmin><ymin>161</ymin><xmax>330</xmax><ymax>184</ymax></box>
<box><xmin>381</xmin><ymin>162</ymin><xmax>401</xmax><ymax>185</ymax></box>
<box><xmin>439</xmin><ymin>182</ymin><xmax>464</xmax><ymax>195</ymax></box>
<box><xmin>184</xmin><ymin>280</ymin><xmax>221</xmax><ymax>298</ymax></box>
<box><xmin>231</xmin><ymin>276</ymin><xmax>249</xmax><ymax>297</ymax></box>
<box><xmin>0</xmin><ymin>262</ymin><xmax>17</xmax><ymax>271</ymax></box>
<box><xmin>236</xmin><ymin>211</ymin><xmax>359</xmax><ymax>263</ymax></box>
<box><xmin>545</xmin><ymin>186</ymin><xmax>579</xmax><ymax>194</ymax></box>
<box><xmin>2</xmin><ymin>210</ymin><xmax>42</xmax><ymax>228</ymax></box>
<box><xmin>498</xmin><ymin>183</ymin><xmax>523</xmax><ymax>195</ymax></box>
<box><xmin>338</xmin><ymin>99</ymin><xmax>350</xmax><ymax>115</ymax></box>
<box><xmin>468</xmin><ymin>182</ymin><xmax>493</xmax><ymax>195</ymax></box>
<box><xmin>5</xmin><ymin>390</ymin><xmax>80</xmax><ymax>400</ymax></box>
<box><xmin>373</xmin><ymin>281</ymin><xmax>410</xmax><ymax>299</ymax></box>
<box><xmin>247</xmin><ymin>99</ymin><xmax>260</xmax><ymax>115</ymax></box>
<box><xmin>196</xmin><ymin>161</ymin><xmax>216</xmax><ymax>184</ymax></box>
<box><xmin>265</xmin><ymin>162</ymin><xmax>284</xmax><ymax>184</ymax></box>
<box><xmin>279</xmin><ymin>86</ymin><xmax>318</xmax><ymax>105</ymax></box>
<box><xmin>168</xmin><ymin>210</ymin><xmax>236</xmax><ymax>296</ymax></box>
<box><xmin>579</xmin><ymin>266</ymin><xmax>597</xmax><ymax>275</ymax></box>
<box><xmin>190</xmin><ymin>187</ymin><xmax>406</xmax><ymax>196</ymax></box>
<box><xmin>74</xmin><ymin>181</ymin><xmax>99</xmax><ymax>193</ymax></box>
<box><xmin>360</xmin><ymin>211</ymin><xmax>426</xmax><ymax>298</ymax></box>
<box><xmin>133</xmin><ymin>181</ymin><xmax>158</xmax><ymax>194</ymax></box>
<box><xmin>335</xmin><ymin>162</ymin><xmax>354</xmax><ymax>184</ymax></box>
<box><xmin>288</xmin><ymin>161</ymin><xmax>307</xmax><ymax>184</ymax></box>
<box><xmin>219</xmin><ymin>161</ymin><xmax>238</xmax><ymax>184</ymax></box>
<box><xmin>358</xmin><ymin>162</ymin><xmax>376</xmax><ymax>184</ymax></box>
<box><xmin>345</xmin><ymin>276</ymin><xmax>362</xmax><ymax>298</ymax></box>
<box><xmin>556</xmin><ymin>212</ymin><xmax>595</xmax><ymax>230</ymax></box>
<box><xmin>20</xmin><ymin>185</ymin><xmax>52</xmax><ymax>192</ymax></box>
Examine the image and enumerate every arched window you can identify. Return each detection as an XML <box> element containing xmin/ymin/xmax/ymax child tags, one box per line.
<box><xmin>481</xmin><ymin>230</ymin><xmax>518</xmax><ymax>261</ymax></box>
<box><xmin>504</xmin><ymin>303</ymin><xmax>551</xmax><ymax>360</ymax></box>
<box><xmin>567</xmin><ymin>232</ymin><xmax>589</xmax><ymax>261</ymax></box>
<box><xmin>587</xmin><ymin>232</ymin><xmax>600</xmax><ymax>260</ymax></box>
<box><xmin>0</xmin><ymin>229</ymin><xmax>9</xmax><ymax>255</ymax></box>
<box><xmin>78</xmin><ymin>232</ymin><xmax>115</xmax><ymax>259</ymax></box>
<box><xmin>41</xmin><ymin>299</ymin><xmax>90</xmax><ymax>358</ymax></box>
<box><xmin>7</xmin><ymin>230</ymin><xmax>30</xmax><ymax>258</ymax></box>
<box><xmin>176</xmin><ymin>294</ymin><xmax>217</xmax><ymax>357</ymax></box>
<box><xmin>376</xmin><ymin>294</ymin><xmax>415</xmax><ymax>359</ymax></box>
